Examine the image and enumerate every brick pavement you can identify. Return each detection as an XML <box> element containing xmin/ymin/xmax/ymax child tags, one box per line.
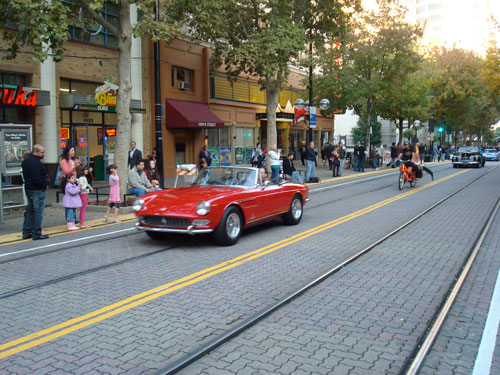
<box><xmin>175</xmin><ymin>167</ymin><xmax>500</xmax><ymax>374</ymax></box>
<box><xmin>419</xmin><ymin>196</ymin><xmax>500</xmax><ymax>375</ymax></box>
<box><xmin>0</xmin><ymin>162</ymin><xmax>462</xmax><ymax>374</ymax></box>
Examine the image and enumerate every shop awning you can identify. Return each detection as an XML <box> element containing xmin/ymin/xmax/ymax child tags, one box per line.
<box><xmin>165</xmin><ymin>99</ymin><xmax>224</xmax><ymax>129</ymax></box>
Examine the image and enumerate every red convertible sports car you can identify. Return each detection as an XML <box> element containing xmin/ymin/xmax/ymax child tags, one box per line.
<box><xmin>132</xmin><ymin>166</ymin><xmax>309</xmax><ymax>246</ymax></box>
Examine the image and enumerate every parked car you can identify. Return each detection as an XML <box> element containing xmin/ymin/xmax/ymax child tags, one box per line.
<box><xmin>482</xmin><ymin>148</ymin><xmax>499</xmax><ymax>161</ymax></box>
<box><xmin>132</xmin><ymin>166</ymin><xmax>309</xmax><ymax>246</ymax></box>
<box><xmin>451</xmin><ymin>147</ymin><xmax>485</xmax><ymax>168</ymax></box>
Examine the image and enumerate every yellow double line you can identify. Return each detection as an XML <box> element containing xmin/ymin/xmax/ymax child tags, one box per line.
<box><xmin>0</xmin><ymin>169</ymin><xmax>468</xmax><ymax>359</ymax></box>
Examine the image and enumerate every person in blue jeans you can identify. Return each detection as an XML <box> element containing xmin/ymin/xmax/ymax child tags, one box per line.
<box><xmin>305</xmin><ymin>141</ymin><xmax>317</xmax><ymax>182</ymax></box>
<box><xmin>128</xmin><ymin>161</ymin><xmax>159</xmax><ymax>197</ymax></box>
<box><xmin>21</xmin><ymin>144</ymin><xmax>50</xmax><ymax>240</ymax></box>
<box><xmin>337</xmin><ymin>141</ymin><xmax>346</xmax><ymax>176</ymax></box>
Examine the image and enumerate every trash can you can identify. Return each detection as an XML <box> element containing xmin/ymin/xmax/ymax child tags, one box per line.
<box><xmin>94</xmin><ymin>155</ymin><xmax>104</xmax><ymax>180</ymax></box>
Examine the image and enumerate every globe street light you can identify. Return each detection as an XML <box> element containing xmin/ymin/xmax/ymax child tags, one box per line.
<box><xmin>294</xmin><ymin>97</ymin><xmax>330</xmax><ymax>144</ymax></box>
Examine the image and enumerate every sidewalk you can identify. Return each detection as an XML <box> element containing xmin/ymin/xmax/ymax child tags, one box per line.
<box><xmin>0</xmin><ymin>161</ymin><xmax>385</xmax><ymax>239</ymax></box>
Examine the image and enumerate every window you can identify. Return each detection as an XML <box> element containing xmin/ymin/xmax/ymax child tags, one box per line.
<box><xmin>60</xmin><ymin>79</ymin><xmax>98</xmax><ymax>95</ymax></box>
<box><xmin>235</xmin><ymin>127</ymin><xmax>255</xmax><ymax>147</ymax></box>
<box><xmin>171</xmin><ymin>67</ymin><xmax>194</xmax><ymax>90</ymax></box>
<box><xmin>66</xmin><ymin>1</ymin><xmax>119</xmax><ymax>47</ymax></box>
<box><xmin>0</xmin><ymin>72</ymin><xmax>28</xmax><ymax>123</ymax></box>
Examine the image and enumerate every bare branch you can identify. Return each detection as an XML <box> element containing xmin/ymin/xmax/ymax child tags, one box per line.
<box><xmin>78</xmin><ymin>0</ymin><xmax>120</xmax><ymax>38</ymax></box>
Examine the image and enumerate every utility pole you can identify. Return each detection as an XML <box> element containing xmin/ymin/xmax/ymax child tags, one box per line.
<box><xmin>154</xmin><ymin>0</ymin><xmax>164</xmax><ymax>188</ymax></box>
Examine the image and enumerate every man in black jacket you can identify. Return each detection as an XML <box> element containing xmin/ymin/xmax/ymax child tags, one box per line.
<box><xmin>324</xmin><ymin>142</ymin><xmax>335</xmax><ymax>170</ymax></box>
<box><xmin>128</xmin><ymin>141</ymin><xmax>143</xmax><ymax>169</ymax></box>
<box><xmin>21</xmin><ymin>144</ymin><xmax>49</xmax><ymax>240</ymax></box>
<box><xmin>283</xmin><ymin>152</ymin><xmax>304</xmax><ymax>183</ymax></box>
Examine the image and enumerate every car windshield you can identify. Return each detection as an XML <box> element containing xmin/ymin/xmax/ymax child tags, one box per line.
<box><xmin>458</xmin><ymin>147</ymin><xmax>479</xmax><ymax>153</ymax></box>
<box><xmin>484</xmin><ymin>149</ymin><xmax>496</xmax><ymax>153</ymax></box>
<box><xmin>192</xmin><ymin>167</ymin><xmax>258</xmax><ymax>187</ymax></box>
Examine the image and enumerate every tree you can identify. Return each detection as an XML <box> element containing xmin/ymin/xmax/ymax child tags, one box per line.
<box><xmin>351</xmin><ymin>116</ymin><xmax>381</xmax><ymax>145</ymax></box>
<box><xmin>378</xmin><ymin>63</ymin><xmax>430</xmax><ymax>144</ymax></box>
<box><xmin>1</xmin><ymin>0</ymin><xmax>182</xmax><ymax>193</ymax></box>
<box><xmin>165</xmin><ymin>0</ymin><xmax>359</xmax><ymax>149</ymax></box>
<box><xmin>316</xmin><ymin>0</ymin><xmax>422</xmax><ymax>145</ymax></box>
<box><xmin>428</xmin><ymin>47</ymin><xmax>498</xmax><ymax>145</ymax></box>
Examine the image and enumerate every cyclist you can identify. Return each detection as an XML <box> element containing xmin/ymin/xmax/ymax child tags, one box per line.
<box><xmin>398</xmin><ymin>140</ymin><xmax>433</xmax><ymax>181</ymax></box>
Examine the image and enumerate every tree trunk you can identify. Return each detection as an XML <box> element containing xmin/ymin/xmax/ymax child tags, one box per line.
<box><xmin>398</xmin><ymin>118</ymin><xmax>404</xmax><ymax>144</ymax></box>
<box><xmin>265</xmin><ymin>77</ymin><xmax>279</xmax><ymax>171</ymax></box>
<box><xmin>116</xmin><ymin>2</ymin><xmax>133</xmax><ymax>200</ymax></box>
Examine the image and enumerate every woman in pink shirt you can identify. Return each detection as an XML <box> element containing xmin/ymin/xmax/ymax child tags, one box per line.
<box><xmin>59</xmin><ymin>145</ymin><xmax>79</xmax><ymax>178</ymax></box>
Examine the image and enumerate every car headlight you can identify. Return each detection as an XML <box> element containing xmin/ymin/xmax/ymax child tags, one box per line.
<box><xmin>196</xmin><ymin>201</ymin><xmax>211</xmax><ymax>216</ymax></box>
<box><xmin>132</xmin><ymin>199</ymin><xmax>144</xmax><ymax>212</ymax></box>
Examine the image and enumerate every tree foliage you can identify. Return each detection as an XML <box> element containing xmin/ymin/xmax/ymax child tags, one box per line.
<box><xmin>427</xmin><ymin>47</ymin><xmax>499</xmax><ymax>145</ymax></box>
<box><xmin>351</xmin><ymin>116</ymin><xmax>381</xmax><ymax>145</ymax></box>
<box><xmin>165</xmin><ymin>0</ymin><xmax>359</xmax><ymax>148</ymax></box>
<box><xmin>1</xmin><ymin>0</ymin><xmax>182</xmax><ymax>191</ymax></box>
<box><xmin>316</xmin><ymin>0</ymin><xmax>421</xmax><ymax>145</ymax></box>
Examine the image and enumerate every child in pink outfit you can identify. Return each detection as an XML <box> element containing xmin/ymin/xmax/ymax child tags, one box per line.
<box><xmin>77</xmin><ymin>165</ymin><xmax>94</xmax><ymax>229</ymax></box>
<box><xmin>104</xmin><ymin>164</ymin><xmax>121</xmax><ymax>222</ymax></box>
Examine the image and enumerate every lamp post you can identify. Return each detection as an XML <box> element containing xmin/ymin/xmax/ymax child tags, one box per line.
<box><xmin>294</xmin><ymin>97</ymin><xmax>330</xmax><ymax>145</ymax></box>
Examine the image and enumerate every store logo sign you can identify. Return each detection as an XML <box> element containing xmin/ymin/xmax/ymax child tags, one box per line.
<box><xmin>0</xmin><ymin>85</ymin><xmax>38</xmax><ymax>106</ymax></box>
<box><xmin>95</xmin><ymin>92</ymin><xmax>117</xmax><ymax>107</ymax></box>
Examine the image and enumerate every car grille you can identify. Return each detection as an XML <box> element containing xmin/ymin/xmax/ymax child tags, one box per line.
<box><xmin>142</xmin><ymin>216</ymin><xmax>190</xmax><ymax>228</ymax></box>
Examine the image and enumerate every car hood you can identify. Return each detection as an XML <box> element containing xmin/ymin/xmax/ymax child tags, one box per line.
<box><xmin>141</xmin><ymin>186</ymin><xmax>243</xmax><ymax>213</ymax></box>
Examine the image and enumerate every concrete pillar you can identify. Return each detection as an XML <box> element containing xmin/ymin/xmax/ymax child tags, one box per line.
<box><xmin>40</xmin><ymin>50</ymin><xmax>58</xmax><ymax>163</ymax></box>
<box><xmin>130</xmin><ymin>5</ymin><xmax>143</xmax><ymax>153</ymax></box>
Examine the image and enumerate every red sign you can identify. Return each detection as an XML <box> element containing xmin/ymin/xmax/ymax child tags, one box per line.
<box><xmin>105</xmin><ymin>128</ymin><xmax>116</xmax><ymax>136</ymax></box>
<box><xmin>60</xmin><ymin>128</ymin><xmax>69</xmax><ymax>139</ymax></box>
<box><xmin>0</xmin><ymin>85</ymin><xmax>38</xmax><ymax>106</ymax></box>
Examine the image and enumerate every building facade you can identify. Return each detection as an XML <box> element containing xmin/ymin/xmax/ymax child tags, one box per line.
<box><xmin>1</xmin><ymin>4</ymin><xmax>335</xmax><ymax>183</ymax></box>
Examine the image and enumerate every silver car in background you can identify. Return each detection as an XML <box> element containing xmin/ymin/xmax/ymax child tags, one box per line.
<box><xmin>482</xmin><ymin>148</ymin><xmax>499</xmax><ymax>161</ymax></box>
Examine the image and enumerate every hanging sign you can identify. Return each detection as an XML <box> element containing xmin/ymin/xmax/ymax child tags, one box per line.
<box><xmin>60</xmin><ymin>128</ymin><xmax>69</xmax><ymax>139</ymax></box>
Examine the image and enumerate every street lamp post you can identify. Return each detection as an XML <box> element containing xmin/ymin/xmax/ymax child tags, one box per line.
<box><xmin>294</xmin><ymin>97</ymin><xmax>330</xmax><ymax>145</ymax></box>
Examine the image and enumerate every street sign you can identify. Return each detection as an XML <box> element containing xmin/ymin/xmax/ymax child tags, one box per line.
<box><xmin>427</xmin><ymin>134</ymin><xmax>432</xmax><ymax>141</ymax></box>
<box><xmin>309</xmin><ymin>107</ymin><xmax>316</xmax><ymax>128</ymax></box>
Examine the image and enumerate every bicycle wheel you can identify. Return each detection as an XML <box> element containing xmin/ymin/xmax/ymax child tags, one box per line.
<box><xmin>398</xmin><ymin>171</ymin><xmax>405</xmax><ymax>190</ymax></box>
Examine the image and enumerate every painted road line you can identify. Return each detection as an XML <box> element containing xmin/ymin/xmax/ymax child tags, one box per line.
<box><xmin>0</xmin><ymin>169</ymin><xmax>468</xmax><ymax>359</ymax></box>
<box><xmin>0</xmin><ymin>214</ymin><xmax>136</xmax><ymax>246</ymax></box>
<box><xmin>0</xmin><ymin>228</ymin><xmax>136</xmax><ymax>258</ymax></box>
<box><xmin>472</xmin><ymin>267</ymin><xmax>500</xmax><ymax>375</ymax></box>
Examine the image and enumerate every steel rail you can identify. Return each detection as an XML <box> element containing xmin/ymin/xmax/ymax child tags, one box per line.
<box><xmin>0</xmin><ymin>237</ymin><xmax>201</xmax><ymax>300</ymax></box>
<box><xmin>156</xmin><ymin>166</ymin><xmax>498</xmax><ymax>375</ymax></box>
<box><xmin>0</xmin><ymin>226</ymin><xmax>140</xmax><ymax>264</ymax></box>
<box><xmin>399</xmin><ymin>188</ymin><xmax>500</xmax><ymax>375</ymax></box>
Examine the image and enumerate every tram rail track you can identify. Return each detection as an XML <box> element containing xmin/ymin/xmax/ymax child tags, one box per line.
<box><xmin>156</xmin><ymin>166</ymin><xmax>499</xmax><ymax>375</ymax></box>
<box><xmin>0</xmin><ymin>163</ymin><xmax>457</xmax><ymax>300</ymax></box>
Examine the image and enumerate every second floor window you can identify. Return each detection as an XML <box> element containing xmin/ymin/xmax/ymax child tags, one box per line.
<box><xmin>67</xmin><ymin>2</ymin><xmax>119</xmax><ymax>48</ymax></box>
<box><xmin>171</xmin><ymin>67</ymin><xmax>194</xmax><ymax>91</ymax></box>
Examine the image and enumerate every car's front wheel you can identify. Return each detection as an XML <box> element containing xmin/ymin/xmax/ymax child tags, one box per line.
<box><xmin>214</xmin><ymin>206</ymin><xmax>243</xmax><ymax>246</ymax></box>
<box><xmin>283</xmin><ymin>195</ymin><xmax>303</xmax><ymax>225</ymax></box>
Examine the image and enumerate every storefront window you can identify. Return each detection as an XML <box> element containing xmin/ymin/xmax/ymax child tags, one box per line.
<box><xmin>60</xmin><ymin>79</ymin><xmax>98</xmax><ymax>95</ymax></box>
<box><xmin>206</xmin><ymin>127</ymin><xmax>231</xmax><ymax>166</ymax></box>
<box><xmin>235</xmin><ymin>127</ymin><xmax>255</xmax><ymax>164</ymax></box>
<box><xmin>1</xmin><ymin>72</ymin><xmax>28</xmax><ymax>123</ymax></box>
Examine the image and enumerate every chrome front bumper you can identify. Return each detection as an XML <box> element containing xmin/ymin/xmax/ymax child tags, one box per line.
<box><xmin>135</xmin><ymin>223</ymin><xmax>214</xmax><ymax>235</ymax></box>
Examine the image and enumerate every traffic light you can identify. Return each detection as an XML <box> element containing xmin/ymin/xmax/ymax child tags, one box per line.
<box><xmin>437</xmin><ymin>126</ymin><xmax>444</xmax><ymax>133</ymax></box>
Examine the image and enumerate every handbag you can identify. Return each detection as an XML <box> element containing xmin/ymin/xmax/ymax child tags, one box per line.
<box><xmin>334</xmin><ymin>158</ymin><xmax>340</xmax><ymax>166</ymax></box>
